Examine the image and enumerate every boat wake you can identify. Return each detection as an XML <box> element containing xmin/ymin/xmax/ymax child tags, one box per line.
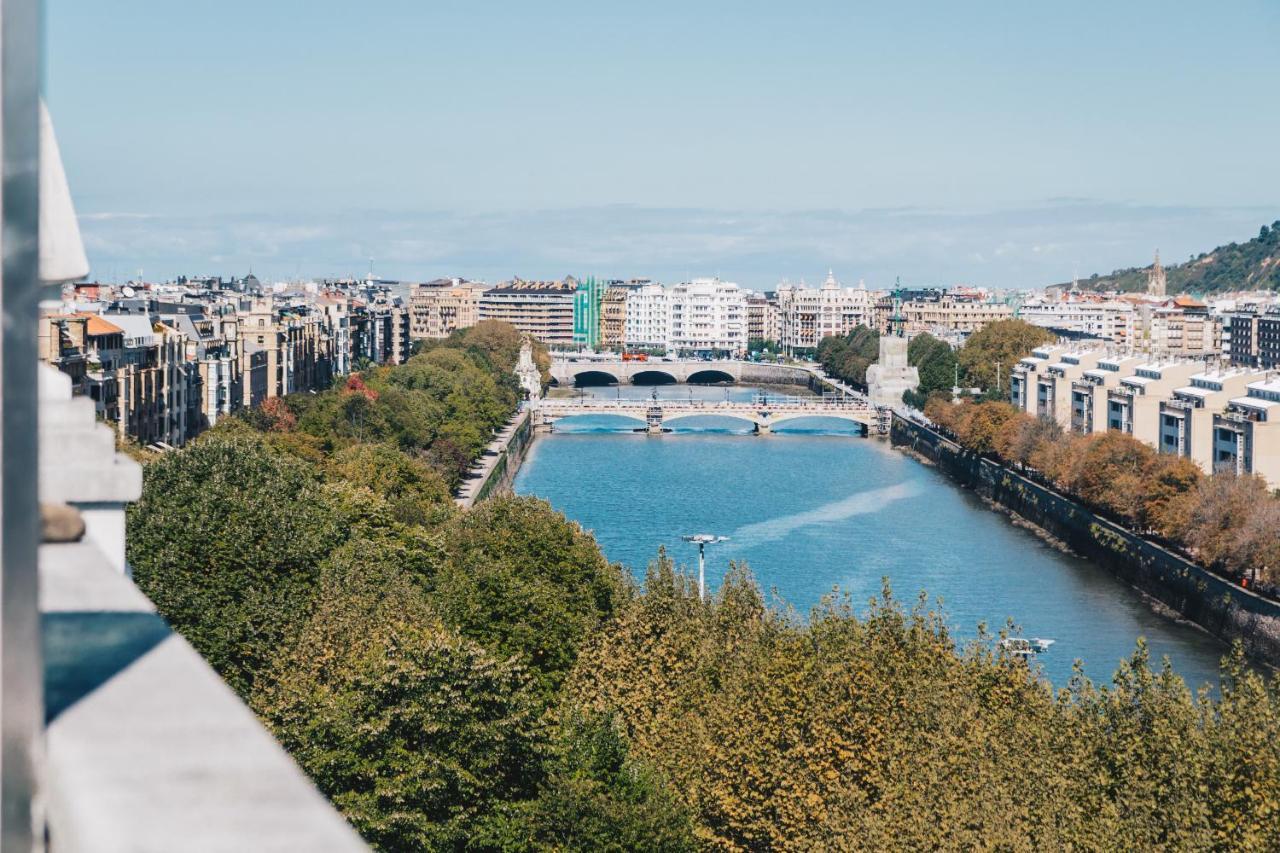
<box><xmin>730</xmin><ymin>481</ymin><xmax>922</xmax><ymax>546</ymax></box>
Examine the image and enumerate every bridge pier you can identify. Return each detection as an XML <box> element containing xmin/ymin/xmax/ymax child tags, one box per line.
<box><xmin>755</xmin><ymin>420</ymin><xmax>771</xmax><ymax>435</ymax></box>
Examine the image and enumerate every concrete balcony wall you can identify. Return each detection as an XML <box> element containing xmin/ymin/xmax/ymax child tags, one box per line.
<box><xmin>37</xmin><ymin>364</ymin><xmax>367</xmax><ymax>852</ymax></box>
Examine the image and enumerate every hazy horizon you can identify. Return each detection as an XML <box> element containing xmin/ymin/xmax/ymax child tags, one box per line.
<box><xmin>49</xmin><ymin>1</ymin><xmax>1280</xmax><ymax>288</ymax></box>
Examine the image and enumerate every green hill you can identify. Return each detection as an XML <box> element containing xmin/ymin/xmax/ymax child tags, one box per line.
<box><xmin>1054</xmin><ymin>220</ymin><xmax>1280</xmax><ymax>294</ymax></box>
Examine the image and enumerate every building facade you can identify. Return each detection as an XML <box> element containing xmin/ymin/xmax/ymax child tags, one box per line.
<box><xmin>479</xmin><ymin>279</ymin><xmax>576</xmax><ymax>346</ymax></box>
<box><xmin>775</xmin><ymin>272</ymin><xmax>874</xmax><ymax>356</ymax></box>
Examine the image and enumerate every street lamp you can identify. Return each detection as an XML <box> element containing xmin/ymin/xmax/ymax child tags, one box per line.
<box><xmin>682</xmin><ymin>533</ymin><xmax>729</xmax><ymax>600</ymax></box>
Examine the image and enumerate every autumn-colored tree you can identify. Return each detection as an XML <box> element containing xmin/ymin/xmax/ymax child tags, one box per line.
<box><xmin>1141</xmin><ymin>453</ymin><xmax>1203</xmax><ymax>539</ymax></box>
<box><xmin>1073</xmin><ymin>431</ymin><xmax>1158</xmax><ymax>523</ymax></box>
<box><xmin>956</xmin><ymin>319</ymin><xmax>1054</xmax><ymax>393</ymax></box>
<box><xmin>953</xmin><ymin>401</ymin><xmax>1021</xmax><ymax>455</ymax></box>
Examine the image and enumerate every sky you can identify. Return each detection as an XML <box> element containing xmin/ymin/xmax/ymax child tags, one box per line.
<box><xmin>47</xmin><ymin>0</ymin><xmax>1280</xmax><ymax>289</ymax></box>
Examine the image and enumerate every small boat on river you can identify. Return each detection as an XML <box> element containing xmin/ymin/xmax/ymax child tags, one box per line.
<box><xmin>999</xmin><ymin>637</ymin><xmax>1056</xmax><ymax>658</ymax></box>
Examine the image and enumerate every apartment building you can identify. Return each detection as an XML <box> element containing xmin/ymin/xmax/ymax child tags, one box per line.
<box><xmin>875</xmin><ymin>290</ymin><xmax>1012</xmax><ymax>337</ymax></box>
<box><xmin>409</xmin><ymin>279</ymin><xmax>486</xmax><ymax>340</ymax></box>
<box><xmin>624</xmin><ymin>284</ymin><xmax>670</xmax><ymax>351</ymax></box>
<box><xmin>668</xmin><ymin>278</ymin><xmax>748</xmax><ymax>357</ymax></box>
<box><xmin>774</xmin><ymin>272</ymin><xmax>874</xmax><ymax>355</ymax></box>
<box><xmin>1213</xmin><ymin>377</ymin><xmax>1280</xmax><ymax>485</ymax></box>
<box><xmin>601</xmin><ymin>285</ymin><xmax>630</xmax><ymax>351</ymax></box>
<box><xmin>1158</xmin><ymin>368</ymin><xmax>1265</xmax><ymax>472</ymax></box>
<box><xmin>1070</xmin><ymin>355</ymin><xmax>1143</xmax><ymax>434</ymax></box>
<box><xmin>746</xmin><ymin>291</ymin><xmax>780</xmax><ymax>346</ymax></box>
<box><xmin>1010</xmin><ymin>345</ymin><xmax>1064</xmax><ymax>414</ymax></box>
<box><xmin>1017</xmin><ymin>295</ymin><xmax>1136</xmax><ymax>345</ymax></box>
<box><xmin>479</xmin><ymin>279</ymin><xmax>576</xmax><ymax>346</ymax></box>
<box><xmin>1034</xmin><ymin>349</ymin><xmax>1103</xmax><ymax>428</ymax></box>
<box><xmin>1148</xmin><ymin>297</ymin><xmax>1221</xmax><ymax>358</ymax></box>
<box><xmin>1223</xmin><ymin>306</ymin><xmax>1280</xmax><ymax>369</ymax></box>
<box><xmin>1105</xmin><ymin>360</ymin><xmax>1206</xmax><ymax>441</ymax></box>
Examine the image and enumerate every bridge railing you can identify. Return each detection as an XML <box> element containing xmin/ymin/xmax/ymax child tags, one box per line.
<box><xmin>539</xmin><ymin>397</ymin><xmax>872</xmax><ymax>412</ymax></box>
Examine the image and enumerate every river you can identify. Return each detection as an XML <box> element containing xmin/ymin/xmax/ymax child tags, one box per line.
<box><xmin>515</xmin><ymin>384</ymin><xmax>1227</xmax><ymax>688</ymax></box>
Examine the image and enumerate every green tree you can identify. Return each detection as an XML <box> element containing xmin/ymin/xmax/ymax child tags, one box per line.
<box><xmin>127</xmin><ymin>436</ymin><xmax>352</xmax><ymax>696</ymax></box>
<box><xmin>436</xmin><ymin>496</ymin><xmax>629</xmax><ymax>700</ymax></box>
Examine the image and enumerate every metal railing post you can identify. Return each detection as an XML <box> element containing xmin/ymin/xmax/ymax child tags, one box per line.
<box><xmin>0</xmin><ymin>0</ymin><xmax>44</xmax><ymax>847</ymax></box>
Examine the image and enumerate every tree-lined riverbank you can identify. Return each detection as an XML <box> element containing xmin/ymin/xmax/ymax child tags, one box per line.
<box><xmin>128</xmin><ymin>323</ymin><xmax>1280</xmax><ymax>850</ymax></box>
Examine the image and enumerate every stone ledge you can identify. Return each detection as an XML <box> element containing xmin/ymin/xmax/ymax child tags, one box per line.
<box><xmin>41</xmin><ymin>539</ymin><xmax>367</xmax><ymax>853</ymax></box>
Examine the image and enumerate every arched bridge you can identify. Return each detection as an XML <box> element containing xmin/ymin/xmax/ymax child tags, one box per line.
<box><xmin>536</xmin><ymin>394</ymin><xmax>883</xmax><ymax>435</ymax></box>
<box><xmin>549</xmin><ymin>359</ymin><xmax>814</xmax><ymax>387</ymax></box>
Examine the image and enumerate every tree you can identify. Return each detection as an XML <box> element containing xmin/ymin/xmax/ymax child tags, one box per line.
<box><xmin>127</xmin><ymin>436</ymin><xmax>352</xmax><ymax>696</ymax></box>
<box><xmin>435</xmin><ymin>496</ymin><xmax>630</xmax><ymax>700</ymax></box>
<box><xmin>256</xmin><ymin>595</ymin><xmax>545</xmax><ymax>851</ymax></box>
<box><xmin>957</xmin><ymin>320</ymin><xmax>1054</xmax><ymax>392</ymax></box>
<box><xmin>908</xmin><ymin>332</ymin><xmax>959</xmax><ymax>397</ymax></box>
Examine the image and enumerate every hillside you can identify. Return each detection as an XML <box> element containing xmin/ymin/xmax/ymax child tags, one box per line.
<box><xmin>1054</xmin><ymin>219</ymin><xmax>1280</xmax><ymax>294</ymax></box>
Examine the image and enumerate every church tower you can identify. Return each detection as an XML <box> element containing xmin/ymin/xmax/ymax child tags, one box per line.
<box><xmin>1146</xmin><ymin>249</ymin><xmax>1167</xmax><ymax>297</ymax></box>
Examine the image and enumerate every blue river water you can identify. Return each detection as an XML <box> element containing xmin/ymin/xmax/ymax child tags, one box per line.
<box><xmin>514</xmin><ymin>385</ymin><xmax>1228</xmax><ymax>688</ymax></box>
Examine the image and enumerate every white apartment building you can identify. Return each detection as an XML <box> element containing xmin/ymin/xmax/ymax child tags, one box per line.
<box><xmin>1017</xmin><ymin>295</ymin><xmax>1136</xmax><ymax>346</ymax></box>
<box><xmin>623</xmin><ymin>284</ymin><xmax>670</xmax><ymax>350</ymax></box>
<box><xmin>775</xmin><ymin>272</ymin><xmax>875</xmax><ymax>355</ymax></box>
<box><xmin>668</xmin><ymin>278</ymin><xmax>748</xmax><ymax>356</ymax></box>
<box><xmin>625</xmin><ymin>278</ymin><xmax>747</xmax><ymax>355</ymax></box>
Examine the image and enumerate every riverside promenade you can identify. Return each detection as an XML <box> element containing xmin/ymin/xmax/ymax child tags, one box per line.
<box><xmin>454</xmin><ymin>408</ymin><xmax>533</xmax><ymax>509</ymax></box>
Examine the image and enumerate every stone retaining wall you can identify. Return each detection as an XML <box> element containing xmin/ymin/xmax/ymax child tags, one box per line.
<box><xmin>891</xmin><ymin>413</ymin><xmax>1280</xmax><ymax>667</ymax></box>
<box><xmin>473</xmin><ymin>410</ymin><xmax>534</xmax><ymax>505</ymax></box>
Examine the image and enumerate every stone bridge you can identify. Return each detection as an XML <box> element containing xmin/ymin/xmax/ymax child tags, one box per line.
<box><xmin>536</xmin><ymin>394</ymin><xmax>882</xmax><ymax>435</ymax></box>
<box><xmin>549</xmin><ymin>359</ymin><xmax>815</xmax><ymax>387</ymax></box>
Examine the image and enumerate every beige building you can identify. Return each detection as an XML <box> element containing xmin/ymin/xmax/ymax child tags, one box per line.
<box><xmin>1147</xmin><ymin>297</ymin><xmax>1221</xmax><ymax>358</ymax></box>
<box><xmin>1033</xmin><ymin>349</ymin><xmax>1104</xmax><ymax>428</ymax></box>
<box><xmin>1158</xmin><ymin>368</ymin><xmax>1266</xmax><ymax>473</ymax></box>
<box><xmin>600</xmin><ymin>286</ymin><xmax>630</xmax><ymax>351</ymax></box>
<box><xmin>1213</xmin><ymin>377</ymin><xmax>1280</xmax><ymax>486</ymax></box>
<box><xmin>409</xmin><ymin>279</ymin><xmax>486</xmax><ymax>340</ymax></box>
<box><xmin>1104</xmin><ymin>360</ymin><xmax>1206</xmax><ymax>443</ymax></box>
<box><xmin>1070</xmin><ymin>355</ymin><xmax>1143</xmax><ymax>434</ymax></box>
<box><xmin>479</xmin><ymin>279</ymin><xmax>576</xmax><ymax>346</ymax></box>
<box><xmin>1010</xmin><ymin>345</ymin><xmax>1065</xmax><ymax>414</ymax></box>
<box><xmin>746</xmin><ymin>291</ymin><xmax>780</xmax><ymax>345</ymax></box>
<box><xmin>877</xmin><ymin>293</ymin><xmax>1012</xmax><ymax>337</ymax></box>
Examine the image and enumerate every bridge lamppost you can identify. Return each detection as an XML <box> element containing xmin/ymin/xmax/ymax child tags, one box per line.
<box><xmin>682</xmin><ymin>534</ymin><xmax>728</xmax><ymax>600</ymax></box>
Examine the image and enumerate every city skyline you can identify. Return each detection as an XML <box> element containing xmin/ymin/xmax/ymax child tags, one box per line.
<box><xmin>49</xmin><ymin>2</ymin><xmax>1280</xmax><ymax>287</ymax></box>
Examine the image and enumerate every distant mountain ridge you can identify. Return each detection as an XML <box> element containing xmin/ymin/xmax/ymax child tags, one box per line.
<box><xmin>1054</xmin><ymin>220</ymin><xmax>1280</xmax><ymax>294</ymax></box>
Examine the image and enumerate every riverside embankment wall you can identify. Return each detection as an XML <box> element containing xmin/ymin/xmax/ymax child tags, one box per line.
<box><xmin>459</xmin><ymin>409</ymin><xmax>534</xmax><ymax>508</ymax></box>
<box><xmin>891</xmin><ymin>413</ymin><xmax>1280</xmax><ymax>666</ymax></box>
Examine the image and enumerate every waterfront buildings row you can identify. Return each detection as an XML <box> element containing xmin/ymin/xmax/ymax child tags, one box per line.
<box><xmin>41</xmin><ymin>278</ymin><xmax>411</xmax><ymax>449</ymax></box>
<box><xmin>1010</xmin><ymin>345</ymin><xmax>1280</xmax><ymax>488</ymax></box>
<box><xmin>408</xmin><ymin>270</ymin><xmax>1016</xmax><ymax>358</ymax></box>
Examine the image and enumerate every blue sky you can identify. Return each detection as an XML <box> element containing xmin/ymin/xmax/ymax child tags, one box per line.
<box><xmin>48</xmin><ymin>1</ymin><xmax>1280</xmax><ymax>288</ymax></box>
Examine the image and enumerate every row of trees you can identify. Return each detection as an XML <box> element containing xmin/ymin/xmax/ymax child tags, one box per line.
<box><xmin>129</xmin><ymin>319</ymin><xmax>1280</xmax><ymax>850</ymax></box>
<box><xmin>925</xmin><ymin>397</ymin><xmax>1280</xmax><ymax>584</ymax></box>
<box><xmin>816</xmin><ymin>319</ymin><xmax>1055</xmax><ymax>408</ymax></box>
<box><xmin>571</xmin><ymin>558</ymin><xmax>1280</xmax><ymax>850</ymax></box>
<box><xmin>129</xmin><ymin>323</ymin><xmax>696</xmax><ymax>850</ymax></box>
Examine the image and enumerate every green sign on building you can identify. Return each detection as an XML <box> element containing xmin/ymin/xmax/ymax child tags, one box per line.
<box><xmin>572</xmin><ymin>275</ymin><xmax>606</xmax><ymax>349</ymax></box>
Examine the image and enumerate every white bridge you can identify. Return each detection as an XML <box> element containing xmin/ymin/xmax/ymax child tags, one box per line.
<box><xmin>536</xmin><ymin>393</ymin><xmax>884</xmax><ymax>435</ymax></box>
<box><xmin>549</xmin><ymin>358</ymin><xmax>815</xmax><ymax>388</ymax></box>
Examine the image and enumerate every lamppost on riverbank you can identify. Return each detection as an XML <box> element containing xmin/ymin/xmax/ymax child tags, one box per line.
<box><xmin>682</xmin><ymin>533</ymin><xmax>729</xmax><ymax>600</ymax></box>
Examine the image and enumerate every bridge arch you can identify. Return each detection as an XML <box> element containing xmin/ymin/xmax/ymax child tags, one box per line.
<box><xmin>686</xmin><ymin>368</ymin><xmax>735</xmax><ymax>385</ymax></box>
<box><xmin>572</xmin><ymin>370</ymin><xmax>620</xmax><ymax>387</ymax></box>
<box><xmin>662</xmin><ymin>413</ymin><xmax>759</xmax><ymax>432</ymax></box>
<box><xmin>630</xmin><ymin>369</ymin><xmax>678</xmax><ymax>385</ymax></box>
<box><xmin>767</xmin><ymin>414</ymin><xmax>869</xmax><ymax>434</ymax></box>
